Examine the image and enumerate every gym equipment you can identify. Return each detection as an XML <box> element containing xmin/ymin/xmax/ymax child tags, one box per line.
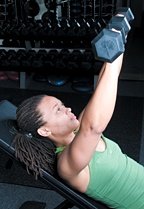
<box><xmin>91</xmin><ymin>7</ymin><xmax>134</xmax><ymax>63</ymax></box>
<box><xmin>71</xmin><ymin>76</ymin><xmax>94</xmax><ymax>92</ymax></box>
<box><xmin>0</xmin><ymin>47</ymin><xmax>96</xmax><ymax>73</ymax></box>
<box><xmin>107</xmin><ymin>19</ymin><xmax>127</xmax><ymax>43</ymax></box>
<box><xmin>23</xmin><ymin>0</ymin><xmax>48</xmax><ymax>20</ymax></box>
<box><xmin>0</xmin><ymin>100</ymin><xmax>110</xmax><ymax>209</ymax></box>
<box><xmin>91</xmin><ymin>28</ymin><xmax>124</xmax><ymax>63</ymax></box>
<box><xmin>47</xmin><ymin>75</ymin><xmax>69</xmax><ymax>86</ymax></box>
<box><xmin>108</xmin><ymin>16</ymin><xmax>130</xmax><ymax>41</ymax></box>
<box><xmin>108</xmin><ymin>7</ymin><xmax>134</xmax><ymax>43</ymax></box>
<box><xmin>35</xmin><ymin>0</ymin><xmax>47</xmax><ymax>20</ymax></box>
<box><xmin>115</xmin><ymin>7</ymin><xmax>134</xmax><ymax>22</ymax></box>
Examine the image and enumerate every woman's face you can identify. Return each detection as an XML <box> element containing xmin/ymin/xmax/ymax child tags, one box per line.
<box><xmin>37</xmin><ymin>96</ymin><xmax>80</xmax><ymax>143</ymax></box>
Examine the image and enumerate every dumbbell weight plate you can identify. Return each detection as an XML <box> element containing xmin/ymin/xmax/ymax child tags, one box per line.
<box><xmin>109</xmin><ymin>15</ymin><xmax>131</xmax><ymax>35</ymax></box>
<box><xmin>91</xmin><ymin>28</ymin><xmax>124</xmax><ymax>63</ymax></box>
<box><xmin>116</xmin><ymin>7</ymin><xmax>134</xmax><ymax>22</ymax></box>
<box><xmin>107</xmin><ymin>22</ymin><xmax>126</xmax><ymax>43</ymax></box>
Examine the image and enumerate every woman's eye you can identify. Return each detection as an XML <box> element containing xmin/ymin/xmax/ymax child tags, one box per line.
<box><xmin>57</xmin><ymin>103</ymin><xmax>65</xmax><ymax>112</ymax></box>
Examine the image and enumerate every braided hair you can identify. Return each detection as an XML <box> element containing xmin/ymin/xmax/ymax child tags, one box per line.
<box><xmin>12</xmin><ymin>94</ymin><xmax>57</xmax><ymax>180</ymax></box>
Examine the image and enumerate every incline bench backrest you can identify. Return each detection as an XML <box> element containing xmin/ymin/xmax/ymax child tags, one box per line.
<box><xmin>0</xmin><ymin>100</ymin><xmax>110</xmax><ymax>209</ymax></box>
<box><xmin>0</xmin><ymin>100</ymin><xmax>16</xmax><ymax>156</ymax></box>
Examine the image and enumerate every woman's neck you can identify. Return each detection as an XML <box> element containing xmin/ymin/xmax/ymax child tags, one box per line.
<box><xmin>55</xmin><ymin>132</ymin><xmax>75</xmax><ymax>148</ymax></box>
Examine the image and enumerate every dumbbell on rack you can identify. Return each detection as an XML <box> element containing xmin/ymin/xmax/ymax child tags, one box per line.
<box><xmin>91</xmin><ymin>7</ymin><xmax>134</xmax><ymax>63</ymax></box>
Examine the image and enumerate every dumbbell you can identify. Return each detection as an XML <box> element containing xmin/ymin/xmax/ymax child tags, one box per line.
<box><xmin>21</xmin><ymin>50</ymin><xmax>36</xmax><ymax>68</ymax></box>
<box><xmin>107</xmin><ymin>7</ymin><xmax>134</xmax><ymax>43</ymax></box>
<box><xmin>4</xmin><ymin>50</ymin><xmax>17</xmax><ymax>67</ymax></box>
<box><xmin>115</xmin><ymin>7</ymin><xmax>134</xmax><ymax>22</ymax></box>
<box><xmin>32</xmin><ymin>50</ymin><xmax>47</xmax><ymax>68</ymax></box>
<box><xmin>91</xmin><ymin>7</ymin><xmax>134</xmax><ymax>63</ymax></box>
<box><xmin>91</xmin><ymin>27</ymin><xmax>125</xmax><ymax>63</ymax></box>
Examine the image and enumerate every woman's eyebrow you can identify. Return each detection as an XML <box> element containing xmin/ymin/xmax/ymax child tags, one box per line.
<box><xmin>53</xmin><ymin>101</ymin><xmax>64</xmax><ymax>110</ymax></box>
<box><xmin>53</xmin><ymin>102</ymin><xmax>58</xmax><ymax>110</ymax></box>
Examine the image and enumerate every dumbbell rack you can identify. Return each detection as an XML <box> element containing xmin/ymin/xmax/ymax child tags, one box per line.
<box><xmin>0</xmin><ymin>0</ymin><xmax>117</xmax><ymax>90</ymax></box>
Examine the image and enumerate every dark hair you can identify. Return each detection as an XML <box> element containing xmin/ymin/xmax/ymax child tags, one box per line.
<box><xmin>12</xmin><ymin>94</ymin><xmax>57</xmax><ymax>180</ymax></box>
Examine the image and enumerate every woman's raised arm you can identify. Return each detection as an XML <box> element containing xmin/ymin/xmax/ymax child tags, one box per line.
<box><xmin>59</xmin><ymin>54</ymin><xmax>124</xmax><ymax>177</ymax></box>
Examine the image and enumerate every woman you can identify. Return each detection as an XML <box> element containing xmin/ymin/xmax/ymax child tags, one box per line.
<box><xmin>13</xmin><ymin>54</ymin><xmax>144</xmax><ymax>209</ymax></box>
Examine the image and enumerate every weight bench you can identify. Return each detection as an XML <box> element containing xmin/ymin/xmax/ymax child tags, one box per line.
<box><xmin>0</xmin><ymin>100</ymin><xmax>110</xmax><ymax>209</ymax></box>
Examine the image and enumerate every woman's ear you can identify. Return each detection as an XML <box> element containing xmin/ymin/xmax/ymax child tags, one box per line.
<box><xmin>37</xmin><ymin>127</ymin><xmax>51</xmax><ymax>137</ymax></box>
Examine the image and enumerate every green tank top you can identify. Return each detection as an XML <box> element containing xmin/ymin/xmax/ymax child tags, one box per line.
<box><xmin>85</xmin><ymin>135</ymin><xmax>144</xmax><ymax>209</ymax></box>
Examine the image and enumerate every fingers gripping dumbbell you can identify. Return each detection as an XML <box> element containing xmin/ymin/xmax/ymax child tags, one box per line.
<box><xmin>91</xmin><ymin>7</ymin><xmax>134</xmax><ymax>63</ymax></box>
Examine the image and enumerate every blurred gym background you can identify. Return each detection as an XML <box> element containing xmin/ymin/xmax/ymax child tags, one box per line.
<box><xmin>0</xmin><ymin>0</ymin><xmax>143</xmax><ymax>92</ymax></box>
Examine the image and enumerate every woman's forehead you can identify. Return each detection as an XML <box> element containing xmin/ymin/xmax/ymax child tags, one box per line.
<box><xmin>38</xmin><ymin>96</ymin><xmax>61</xmax><ymax>110</ymax></box>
